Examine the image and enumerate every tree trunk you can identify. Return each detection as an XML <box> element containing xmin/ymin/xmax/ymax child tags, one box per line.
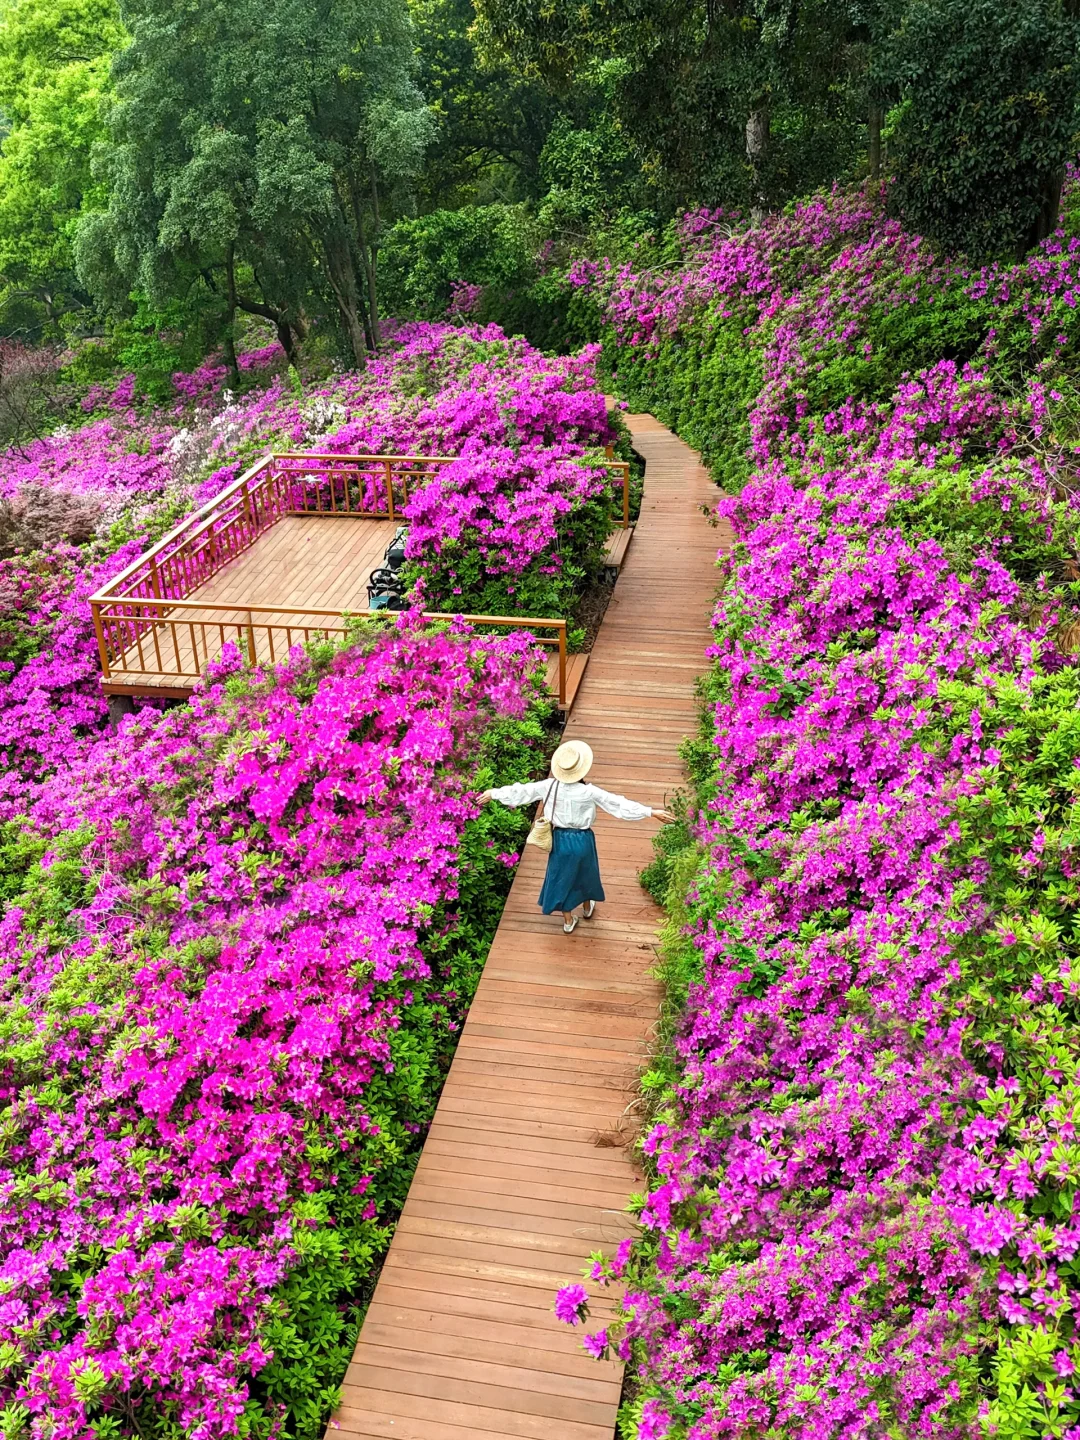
<box><xmin>1021</xmin><ymin>166</ymin><xmax>1066</xmax><ymax>256</ymax></box>
<box><xmin>234</xmin><ymin>295</ymin><xmax>303</xmax><ymax>368</ymax></box>
<box><xmin>274</xmin><ymin>317</ymin><xmax>299</xmax><ymax>369</ymax></box>
<box><xmin>869</xmin><ymin>103</ymin><xmax>883</xmax><ymax>181</ymax></box>
<box><xmin>349</xmin><ymin>173</ymin><xmax>381</xmax><ymax>352</ymax></box>
<box><xmin>368</xmin><ymin>166</ymin><xmax>381</xmax><ymax>350</ymax></box>
<box><xmin>222</xmin><ymin>330</ymin><xmax>240</xmax><ymax>391</ymax></box>
<box><xmin>323</xmin><ymin>229</ymin><xmax>369</xmax><ymax>368</ymax></box>
<box><xmin>746</xmin><ymin>104</ymin><xmax>770</xmax><ymax>225</ymax></box>
<box><xmin>222</xmin><ymin>246</ymin><xmax>241</xmax><ymax>390</ymax></box>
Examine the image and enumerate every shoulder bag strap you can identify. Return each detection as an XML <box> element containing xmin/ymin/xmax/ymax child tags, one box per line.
<box><xmin>544</xmin><ymin>779</ymin><xmax>559</xmax><ymax>822</ymax></box>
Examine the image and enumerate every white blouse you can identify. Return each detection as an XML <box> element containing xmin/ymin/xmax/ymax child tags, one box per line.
<box><xmin>487</xmin><ymin>779</ymin><xmax>653</xmax><ymax>830</ymax></box>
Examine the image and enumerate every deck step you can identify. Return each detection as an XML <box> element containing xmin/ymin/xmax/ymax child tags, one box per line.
<box><xmin>545</xmin><ymin>651</ymin><xmax>589</xmax><ymax>712</ymax></box>
<box><xmin>601</xmin><ymin>526</ymin><xmax>634</xmax><ymax>571</ymax></box>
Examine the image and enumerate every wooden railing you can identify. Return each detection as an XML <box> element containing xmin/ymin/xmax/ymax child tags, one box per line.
<box><xmin>418</xmin><ymin>613</ymin><xmax>569</xmax><ymax>706</ymax></box>
<box><xmin>605</xmin><ymin>446</ymin><xmax>632</xmax><ymax>530</ymax></box>
<box><xmin>90</xmin><ymin>446</ymin><xmax>627</xmax><ymax>707</ymax></box>
<box><xmin>91</xmin><ymin>597</ymin><xmax>570</xmax><ymax>705</ymax></box>
<box><xmin>94</xmin><ymin>451</ymin><xmax>630</xmax><ymax>611</ymax></box>
<box><xmin>92</xmin><ymin>452</ymin><xmax>458</xmax><ymax>611</ymax></box>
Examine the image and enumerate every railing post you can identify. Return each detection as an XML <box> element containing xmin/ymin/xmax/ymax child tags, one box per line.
<box><xmin>245</xmin><ymin>611</ymin><xmax>257</xmax><ymax>666</ymax></box>
<box><xmin>623</xmin><ymin>463</ymin><xmax>630</xmax><ymax>530</ymax></box>
<box><xmin>558</xmin><ymin>624</ymin><xmax>567</xmax><ymax>708</ymax></box>
<box><xmin>242</xmin><ymin>479</ymin><xmax>253</xmax><ymax>527</ymax></box>
<box><xmin>150</xmin><ymin>555</ymin><xmax>162</xmax><ymax>600</ymax></box>
<box><xmin>92</xmin><ymin>601</ymin><xmax>111</xmax><ymax>679</ymax></box>
<box><xmin>385</xmin><ymin>459</ymin><xmax>395</xmax><ymax>522</ymax></box>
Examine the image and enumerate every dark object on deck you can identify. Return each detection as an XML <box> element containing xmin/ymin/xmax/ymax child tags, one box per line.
<box><xmin>383</xmin><ymin>525</ymin><xmax>408</xmax><ymax>572</ymax></box>
<box><xmin>367</xmin><ymin>526</ymin><xmax>410</xmax><ymax>609</ymax></box>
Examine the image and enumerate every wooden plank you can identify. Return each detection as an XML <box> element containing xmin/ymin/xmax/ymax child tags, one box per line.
<box><xmin>601</xmin><ymin>526</ymin><xmax>633</xmax><ymax>569</ymax></box>
<box><xmin>326</xmin><ymin>413</ymin><xmax>727</xmax><ymax>1437</ymax></box>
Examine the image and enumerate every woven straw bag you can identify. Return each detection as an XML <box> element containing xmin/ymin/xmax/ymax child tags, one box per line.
<box><xmin>525</xmin><ymin>780</ymin><xmax>559</xmax><ymax>852</ymax></box>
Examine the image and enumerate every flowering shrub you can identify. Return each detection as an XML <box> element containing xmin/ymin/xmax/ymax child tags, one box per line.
<box><xmin>0</xmin><ymin>322</ymin><xmax>621</xmax><ymax>1434</ymax></box>
<box><xmin>168</xmin><ymin>341</ymin><xmax>289</xmax><ymax>407</ymax></box>
<box><xmin>0</xmin><ymin>485</ymin><xmax>103</xmax><ymax>558</ymax></box>
<box><xmin>563</xmin><ymin>182</ymin><xmax>1080</xmax><ymax>1438</ymax></box>
<box><xmin>0</xmin><ymin>324</ymin><xmax>620</xmax><ymax>816</ymax></box>
<box><xmin>314</xmin><ymin>324</ymin><xmax>622</xmax><ymax>616</ymax></box>
<box><xmin>447</xmin><ymin>279</ymin><xmax>485</xmax><ymax>317</ymax></box>
<box><xmin>403</xmin><ymin>444</ymin><xmax>613</xmax><ymax>617</ymax></box>
<box><xmin>0</xmin><ymin>618</ymin><xmax>550</xmax><ymax>1438</ymax></box>
<box><xmin>0</xmin><ymin>543</ymin><xmax>144</xmax><ymax>822</ymax></box>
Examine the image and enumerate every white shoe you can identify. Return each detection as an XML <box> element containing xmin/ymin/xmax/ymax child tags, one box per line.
<box><xmin>563</xmin><ymin>915</ymin><xmax>579</xmax><ymax>934</ymax></box>
<box><xmin>583</xmin><ymin>901</ymin><xmax>596</xmax><ymax>919</ymax></box>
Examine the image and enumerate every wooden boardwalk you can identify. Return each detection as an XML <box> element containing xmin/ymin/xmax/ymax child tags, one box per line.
<box><xmin>327</xmin><ymin>414</ymin><xmax>727</xmax><ymax>1440</ymax></box>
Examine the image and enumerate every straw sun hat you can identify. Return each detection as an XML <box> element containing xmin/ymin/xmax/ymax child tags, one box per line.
<box><xmin>550</xmin><ymin>740</ymin><xmax>593</xmax><ymax>783</ymax></box>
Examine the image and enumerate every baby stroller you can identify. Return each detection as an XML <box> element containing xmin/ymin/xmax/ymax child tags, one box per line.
<box><xmin>367</xmin><ymin>526</ymin><xmax>410</xmax><ymax>611</ymax></box>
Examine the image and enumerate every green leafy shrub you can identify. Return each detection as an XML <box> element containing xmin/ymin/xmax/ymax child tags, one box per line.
<box><xmin>380</xmin><ymin>204</ymin><xmax>535</xmax><ymax>319</ymax></box>
<box><xmin>883</xmin><ymin>0</ymin><xmax>1079</xmax><ymax>260</ymax></box>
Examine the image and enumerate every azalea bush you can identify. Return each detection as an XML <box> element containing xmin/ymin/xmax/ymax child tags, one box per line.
<box><xmin>0</xmin><ymin>542</ymin><xmax>144</xmax><ymax>822</ymax></box>
<box><xmin>0</xmin><ymin>617</ymin><xmax>551</xmax><ymax>1439</ymax></box>
<box><xmin>559</xmin><ymin>180</ymin><xmax>1080</xmax><ymax>1438</ymax></box>
<box><xmin>403</xmin><ymin>444</ymin><xmax>613</xmax><ymax>619</ymax></box>
<box><xmin>0</xmin><ymin>322</ymin><xmax>620</xmax><ymax>816</ymax></box>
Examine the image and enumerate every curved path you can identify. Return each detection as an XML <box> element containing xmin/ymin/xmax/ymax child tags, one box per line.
<box><xmin>327</xmin><ymin>414</ymin><xmax>727</xmax><ymax>1438</ymax></box>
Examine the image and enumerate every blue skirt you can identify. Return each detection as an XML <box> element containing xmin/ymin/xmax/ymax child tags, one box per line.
<box><xmin>537</xmin><ymin>828</ymin><xmax>605</xmax><ymax>914</ymax></box>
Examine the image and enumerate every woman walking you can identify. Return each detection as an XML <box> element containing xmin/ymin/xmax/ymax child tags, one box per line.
<box><xmin>480</xmin><ymin>740</ymin><xmax>673</xmax><ymax>933</ymax></box>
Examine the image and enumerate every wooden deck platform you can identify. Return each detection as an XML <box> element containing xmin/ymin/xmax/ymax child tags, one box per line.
<box><xmin>326</xmin><ymin>414</ymin><xmax>727</xmax><ymax>1439</ymax></box>
<box><xmin>100</xmin><ymin>515</ymin><xmax>592</xmax><ymax>711</ymax></box>
<box><xmin>101</xmin><ymin>515</ymin><xmax>389</xmax><ymax>695</ymax></box>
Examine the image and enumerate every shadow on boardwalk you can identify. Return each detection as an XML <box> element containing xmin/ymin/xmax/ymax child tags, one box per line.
<box><xmin>326</xmin><ymin>414</ymin><xmax>728</xmax><ymax>1440</ymax></box>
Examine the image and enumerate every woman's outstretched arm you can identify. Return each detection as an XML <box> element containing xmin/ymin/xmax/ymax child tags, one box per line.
<box><xmin>480</xmin><ymin>780</ymin><xmax>549</xmax><ymax>808</ymax></box>
<box><xmin>589</xmin><ymin>786</ymin><xmax>674</xmax><ymax>822</ymax></box>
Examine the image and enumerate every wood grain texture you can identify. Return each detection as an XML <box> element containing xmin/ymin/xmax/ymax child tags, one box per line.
<box><xmin>326</xmin><ymin>413</ymin><xmax>728</xmax><ymax>1438</ymax></box>
<box><xmin>601</xmin><ymin>527</ymin><xmax>633</xmax><ymax>570</ymax></box>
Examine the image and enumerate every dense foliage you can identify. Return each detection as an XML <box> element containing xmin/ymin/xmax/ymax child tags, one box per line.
<box><xmin>0</xmin><ymin>0</ymin><xmax>121</xmax><ymax>328</ymax></box>
<box><xmin>3</xmin><ymin>0</ymin><xmax>1078</xmax><ymax>346</ymax></box>
<box><xmin>0</xmin><ymin>317</ymin><xmax>633</xmax><ymax>1434</ymax></box>
<box><xmin>554</xmin><ymin>181</ymin><xmax>1080</xmax><ymax>1438</ymax></box>
<box><xmin>76</xmin><ymin>0</ymin><xmax>432</xmax><ymax>370</ymax></box>
<box><xmin>473</xmin><ymin>0</ymin><xmax>867</xmax><ymax>214</ymax></box>
<box><xmin>0</xmin><ymin>622</ymin><xmax>548</xmax><ymax>1438</ymax></box>
<box><xmin>883</xmin><ymin>0</ymin><xmax>1078</xmax><ymax>258</ymax></box>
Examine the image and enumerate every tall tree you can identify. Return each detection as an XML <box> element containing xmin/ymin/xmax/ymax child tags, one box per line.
<box><xmin>76</xmin><ymin>0</ymin><xmax>432</xmax><ymax>369</ymax></box>
<box><xmin>0</xmin><ymin>0</ymin><xmax>124</xmax><ymax>330</ymax></box>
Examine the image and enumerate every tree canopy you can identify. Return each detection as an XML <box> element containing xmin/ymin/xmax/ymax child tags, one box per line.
<box><xmin>75</xmin><ymin>0</ymin><xmax>432</xmax><ymax>368</ymax></box>
<box><xmin>0</xmin><ymin>0</ymin><xmax>123</xmax><ymax>330</ymax></box>
<box><xmin>883</xmin><ymin>0</ymin><xmax>1079</xmax><ymax>257</ymax></box>
<box><xmin>473</xmin><ymin>0</ymin><xmax>871</xmax><ymax>213</ymax></box>
<box><xmin>0</xmin><ymin>0</ymin><xmax>1072</xmax><ymax>356</ymax></box>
